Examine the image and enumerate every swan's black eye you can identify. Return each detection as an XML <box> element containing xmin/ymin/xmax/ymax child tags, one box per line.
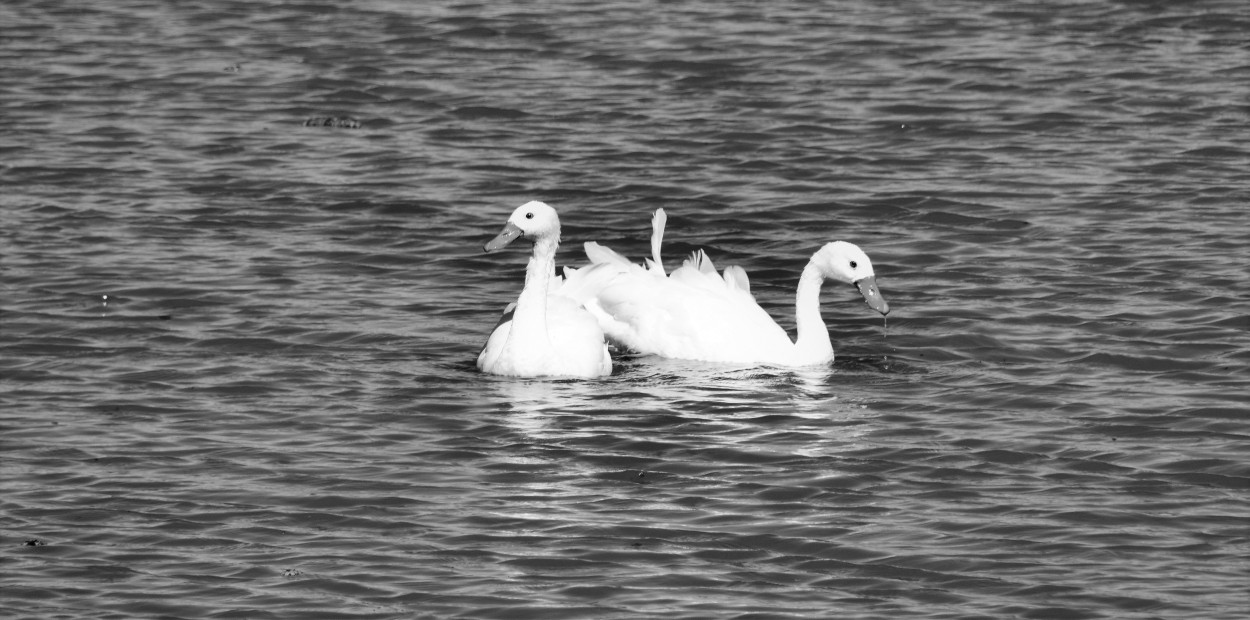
<box><xmin>850</xmin><ymin>260</ymin><xmax>858</xmax><ymax>269</ymax></box>
<box><xmin>525</xmin><ymin>212</ymin><xmax>534</xmax><ymax>219</ymax></box>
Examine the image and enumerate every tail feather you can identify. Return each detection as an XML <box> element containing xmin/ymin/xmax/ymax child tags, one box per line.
<box><xmin>722</xmin><ymin>265</ymin><xmax>751</xmax><ymax>293</ymax></box>
<box><xmin>649</xmin><ymin>208</ymin><xmax>667</xmax><ymax>274</ymax></box>
<box><xmin>584</xmin><ymin>241</ymin><xmax>632</xmax><ymax>267</ymax></box>
<box><xmin>684</xmin><ymin>249</ymin><xmax>717</xmax><ymax>275</ymax></box>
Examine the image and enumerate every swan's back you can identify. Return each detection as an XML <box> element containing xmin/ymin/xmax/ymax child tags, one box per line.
<box><xmin>586</xmin><ymin>247</ymin><xmax>795</xmax><ymax>364</ymax></box>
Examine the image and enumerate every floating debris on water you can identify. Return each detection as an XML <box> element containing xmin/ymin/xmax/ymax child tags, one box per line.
<box><xmin>304</xmin><ymin>117</ymin><xmax>361</xmax><ymax>128</ymax></box>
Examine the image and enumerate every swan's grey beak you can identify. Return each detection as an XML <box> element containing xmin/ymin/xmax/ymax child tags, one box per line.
<box><xmin>484</xmin><ymin>222</ymin><xmax>524</xmax><ymax>252</ymax></box>
<box><xmin>854</xmin><ymin>276</ymin><xmax>890</xmax><ymax>315</ymax></box>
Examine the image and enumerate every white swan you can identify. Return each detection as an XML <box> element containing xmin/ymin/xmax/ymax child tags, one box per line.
<box><xmin>579</xmin><ymin>209</ymin><xmax>889</xmax><ymax>366</ymax></box>
<box><xmin>477</xmin><ymin>201</ymin><xmax>612</xmax><ymax>378</ymax></box>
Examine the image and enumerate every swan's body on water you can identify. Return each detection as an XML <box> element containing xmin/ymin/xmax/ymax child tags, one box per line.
<box><xmin>580</xmin><ymin>209</ymin><xmax>889</xmax><ymax>366</ymax></box>
<box><xmin>477</xmin><ymin>201</ymin><xmax>612</xmax><ymax>378</ymax></box>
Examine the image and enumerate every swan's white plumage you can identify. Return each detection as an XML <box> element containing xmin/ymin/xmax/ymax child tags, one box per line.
<box><xmin>476</xmin><ymin>201</ymin><xmax>611</xmax><ymax>378</ymax></box>
<box><xmin>580</xmin><ymin>209</ymin><xmax>890</xmax><ymax>367</ymax></box>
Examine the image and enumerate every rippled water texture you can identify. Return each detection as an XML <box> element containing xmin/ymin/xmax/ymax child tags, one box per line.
<box><xmin>2</xmin><ymin>1</ymin><xmax>1248</xmax><ymax>619</ymax></box>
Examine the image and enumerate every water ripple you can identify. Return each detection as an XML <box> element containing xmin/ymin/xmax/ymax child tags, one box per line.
<box><xmin>3</xmin><ymin>0</ymin><xmax>1247</xmax><ymax>619</ymax></box>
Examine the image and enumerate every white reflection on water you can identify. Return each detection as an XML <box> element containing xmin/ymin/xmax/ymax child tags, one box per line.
<box><xmin>493</xmin><ymin>356</ymin><xmax>874</xmax><ymax>453</ymax></box>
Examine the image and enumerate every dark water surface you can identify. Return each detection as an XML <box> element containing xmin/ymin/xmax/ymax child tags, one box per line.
<box><xmin>3</xmin><ymin>1</ymin><xmax>1248</xmax><ymax>618</ymax></box>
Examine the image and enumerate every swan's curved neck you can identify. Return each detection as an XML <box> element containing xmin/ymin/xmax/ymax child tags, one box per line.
<box><xmin>512</xmin><ymin>235</ymin><xmax>558</xmax><ymax>344</ymax></box>
<box><xmin>792</xmin><ymin>262</ymin><xmax>833</xmax><ymax>363</ymax></box>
